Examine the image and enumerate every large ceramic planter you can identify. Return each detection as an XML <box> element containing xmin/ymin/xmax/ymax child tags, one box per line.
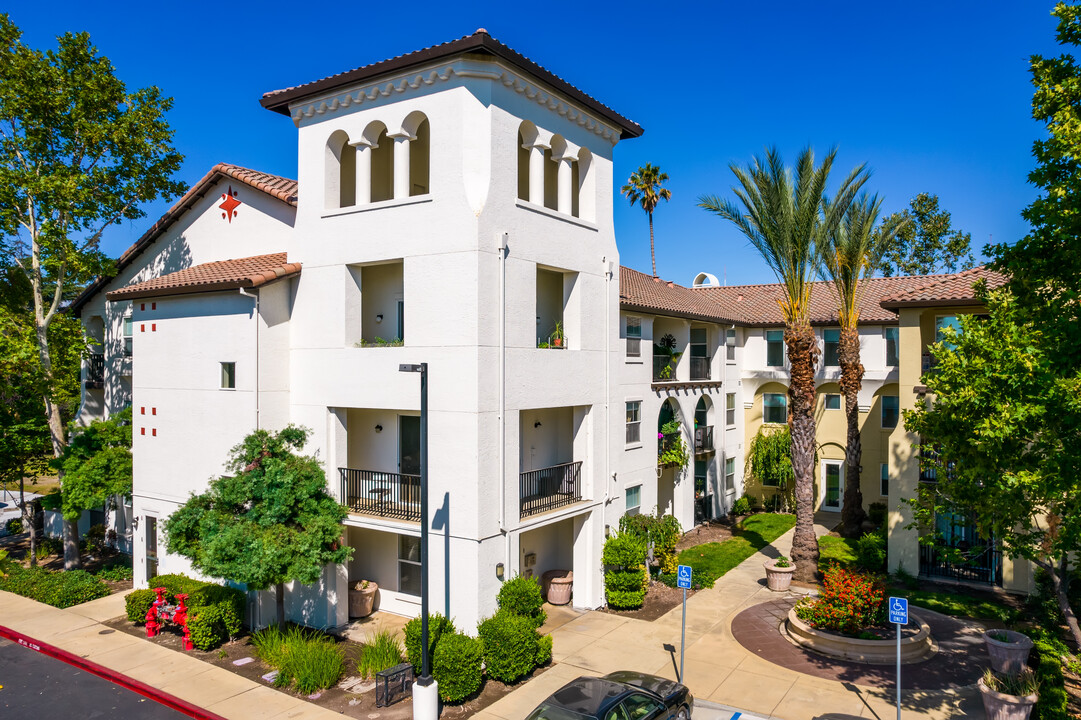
<box><xmin>764</xmin><ymin>559</ymin><xmax>795</xmax><ymax>592</ymax></box>
<box><xmin>984</xmin><ymin>630</ymin><xmax>1033</xmax><ymax>676</ymax></box>
<box><xmin>785</xmin><ymin>607</ymin><xmax>936</xmax><ymax>664</ymax></box>
<box><xmin>978</xmin><ymin>677</ymin><xmax>1037</xmax><ymax>720</ymax></box>
<box><xmin>542</xmin><ymin>569</ymin><xmax>573</xmax><ymax>605</ymax></box>
<box><xmin>349</xmin><ymin>581</ymin><xmax>378</xmax><ymax>618</ymax></box>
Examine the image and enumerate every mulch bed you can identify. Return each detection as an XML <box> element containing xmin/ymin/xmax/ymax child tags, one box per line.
<box><xmin>674</xmin><ymin>519</ymin><xmax>738</xmax><ymax>552</ymax></box>
<box><xmin>598</xmin><ymin>581</ymin><xmax>693</xmax><ymax>622</ymax></box>
<box><xmin>103</xmin><ymin>616</ymin><xmax>548</xmax><ymax>718</ymax></box>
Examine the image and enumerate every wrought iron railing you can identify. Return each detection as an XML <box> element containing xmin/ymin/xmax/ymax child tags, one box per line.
<box><xmin>919</xmin><ymin>542</ymin><xmax>1003</xmax><ymax>585</ymax></box>
<box><xmin>689</xmin><ymin>356</ymin><xmax>711</xmax><ymax>380</ymax></box>
<box><xmin>653</xmin><ymin>355</ymin><xmax>674</xmax><ymax>381</ymax></box>
<box><xmin>658</xmin><ymin>432</ymin><xmax>682</xmax><ymax>466</ymax></box>
<box><xmin>520</xmin><ymin>461</ymin><xmax>582</xmax><ymax>519</ymax></box>
<box><xmin>86</xmin><ymin>353</ymin><xmax>104</xmax><ymax>388</ymax></box>
<box><xmin>339</xmin><ymin>468</ymin><xmax>421</xmax><ymax>522</ymax></box>
<box><xmin>694</xmin><ymin>425</ymin><xmax>714</xmax><ymax>453</ymax></box>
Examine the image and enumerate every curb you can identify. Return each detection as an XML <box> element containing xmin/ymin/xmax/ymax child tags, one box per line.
<box><xmin>694</xmin><ymin>698</ymin><xmax>772</xmax><ymax>720</ymax></box>
<box><xmin>0</xmin><ymin>624</ymin><xmax>229</xmax><ymax>720</ymax></box>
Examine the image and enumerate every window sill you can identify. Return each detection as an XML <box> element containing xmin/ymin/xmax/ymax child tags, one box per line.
<box><xmin>322</xmin><ymin>194</ymin><xmax>433</xmax><ymax>218</ymax></box>
<box><xmin>515</xmin><ymin>199</ymin><xmax>598</xmax><ymax>231</ymax></box>
<box><xmin>624</xmin><ymin>443</ymin><xmax>643</xmax><ymax>451</ymax></box>
<box><xmin>625</xmin><ymin>358</ymin><xmax>643</xmax><ymax>364</ymax></box>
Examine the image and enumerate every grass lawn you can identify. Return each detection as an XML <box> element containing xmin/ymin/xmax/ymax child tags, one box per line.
<box><xmin>675</xmin><ymin>513</ymin><xmax>796</xmax><ymax>588</ymax></box>
<box><xmin>902</xmin><ymin>588</ymin><xmax>1019</xmax><ymax>624</ymax></box>
<box><xmin>818</xmin><ymin>535</ymin><xmax>859</xmax><ymax>572</ymax></box>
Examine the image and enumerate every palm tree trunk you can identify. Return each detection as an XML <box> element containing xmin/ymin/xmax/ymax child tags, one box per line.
<box><xmin>648</xmin><ymin>211</ymin><xmax>656</xmax><ymax>277</ymax></box>
<box><xmin>839</xmin><ymin>327</ymin><xmax>866</xmax><ymax>538</ymax></box>
<box><xmin>785</xmin><ymin>322</ymin><xmax>820</xmax><ymax>582</ymax></box>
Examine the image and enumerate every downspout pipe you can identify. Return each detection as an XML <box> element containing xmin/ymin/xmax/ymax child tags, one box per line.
<box><xmin>239</xmin><ymin>288</ymin><xmax>259</xmax><ymax>430</ymax></box>
<box><xmin>497</xmin><ymin>234</ymin><xmax>509</xmax><ymax>571</ymax></box>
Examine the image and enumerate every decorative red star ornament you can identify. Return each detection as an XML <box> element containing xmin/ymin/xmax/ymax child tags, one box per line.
<box><xmin>219</xmin><ymin>186</ymin><xmax>241</xmax><ymax>223</ymax></box>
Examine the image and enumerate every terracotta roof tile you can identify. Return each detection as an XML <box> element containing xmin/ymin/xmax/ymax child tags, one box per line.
<box><xmin>620</xmin><ymin>266</ymin><xmax>742</xmax><ymax>324</ymax></box>
<box><xmin>879</xmin><ymin>266</ymin><xmax>1006</xmax><ymax>308</ymax></box>
<box><xmin>106</xmin><ymin>253</ymin><xmax>301</xmax><ymax>301</ymax></box>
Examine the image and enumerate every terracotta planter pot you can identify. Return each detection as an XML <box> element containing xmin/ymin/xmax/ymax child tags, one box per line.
<box><xmin>983</xmin><ymin>630</ymin><xmax>1033</xmax><ymax>676</ymax></box>
<box><xmin>978</xmin><ymin>677</ymin><xmax>1037</xmax><ymax>720</ymax></box>
<box><xmin>764</xmin><ymin>559</ymin><xmax>795</xmax><ymax>592</ymax></box>
<box><xmin>349</xmin><ymin>581</ymin><xmax>379</xmax><ymax>618</ymax></box>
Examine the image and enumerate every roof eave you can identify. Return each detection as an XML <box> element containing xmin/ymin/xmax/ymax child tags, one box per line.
<box><xmin>105</xmin><ymin>269</ymin><xmax>301</xmax><ymax>302</ymax></box>
<box><xmin>879</xmin><ymin>298</ymin><xmax>986</xmax><ymax>311</ymax></box>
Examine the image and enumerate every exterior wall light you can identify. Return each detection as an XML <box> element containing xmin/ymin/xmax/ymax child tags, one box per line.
<box><xmin>376</xmin><ymin>314</ymin><xmax>384</xmax><ymax>323</ymax></box>
<box><xmin>496</xmin><ymin>562</ymin><xmax>504</xmax><ymax>580</ymax></box>
<box><xmin>375</xmin><ymin>424</ymin><xmax>383</xmax><ymax>433</ymax></box>
<box><xmin>534</xmin><ymin>421</ymin><xmax>542</xmax><ymax>428</ymax></box>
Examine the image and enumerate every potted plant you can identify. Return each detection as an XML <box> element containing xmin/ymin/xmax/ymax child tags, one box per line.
<box><xmin>983</xmin><ymin>629</ymin><xmax>1034</xmax><ymax>676</ymax></box>
<box><xmin>349</xmin><ymin>580</ymin><xmax>379</xmax><ymax>618</ymax></box>
<box><xmin>978</xmin><ymin>668</ymin><xmax>1039</xmax><ymax>720</ymax></box>
<box><xmin>551</xmin><ymin>321</ymin><xmax>565</xmax><ymax>348</ymax></box>
<box><xmin>764</xmin><ymin>555</ymin><xmax>796</xmax><ymax>591</ymax></box>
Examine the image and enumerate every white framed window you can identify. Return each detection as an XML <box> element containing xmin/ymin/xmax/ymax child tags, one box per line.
<box><xmin>885</xmin><ymin>327</ymin><xmax>899</xmax><ymax>366</ymax></box>
<box><xmin>765</xmin><ymin>330</ymin><xmax>784</xmax><ymax>367</ymax></box>
<box><xmin>626</xmin><ymin>317</ymin><xmax>642</xmax><ymax>357</ymax></box>
<box><xmin>823</xmin><ymin>329</ymin><xmax>840</xmax><ymax>367</ymax></box>
<box><xmin>825</xmin><ymin>394</ymin><xmax>841</xmax><ymax>410</ymax></box>
<box><xmin>122</xmin><ymin>316</ymin><xmax>133</xmax><ymax>357</ymax></box>
<box><xmin>726</xmin><ymin>328</ymin><xmax>736</xmax><ymax>362</ymax></box>
<box><xmin>625</xmin><ymin>484</ymin><xmax>642</xmax><ymax>513</ymax></box>
<box><xmin>881</xmin><ymin>395</ymin><xmax>899</xmax><ymax>429</ymax></box>
<box><xmin>935</xmin><ymin>315</ymin><xmax>961</xmax><ymax>349</ymax></box>
<box><xmin>880</xmin><ymin>463</ymin><xmax>889</xmax><ymax>497</ymax></box>
<box><xmin>724</xmin><ymin>458</ymin><xmax>735</xmax><ymax>492</ymax></box>
<box><xmin>763</xmin><ymin>393</ymin><xmax>787</xmax><ymax>424</ymax></box>
<box><xmin>398</xmin><ymin>534</ymin><xmax>421</xmax><ymax>596</ymax></box>
<box><xmin>725</xmin><ymin>393</ymin><xmax>736</xmax><ymax>426</ymax></box>
<box><xmin>625</xmin><ymin>401</ymin><xmax>642</xmax><ymax>444</ymax></box>
<box><xmin>220</xmin><ymin>362</ymin><xmax>236</xmax><ymax>390</ymax></box>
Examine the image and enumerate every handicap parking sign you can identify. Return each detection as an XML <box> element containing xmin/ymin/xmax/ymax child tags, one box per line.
<box><xmin>677</xmin><ymin>564</ymin><xmax>693</xmax><ymax>589</ymax></box>
<box><xmin>888</xmin><ymin>596</ymin><xmax>908</xmax><ymax>625</ymax></box>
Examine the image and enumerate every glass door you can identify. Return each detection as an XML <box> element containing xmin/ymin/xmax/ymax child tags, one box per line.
<box><xmin>145</xmin><ymin>516</ymin><xmax>158</xmax><ymax>580</ymax></box>
<box><xmin>822</xmin><ymin>462</ymin><xmax>844</xmax><ymax>511</ymax></box>
<box><xmin>398</xmin><ymin>416</ymin><xmax>420</xmax><ymax>476</ymax></box>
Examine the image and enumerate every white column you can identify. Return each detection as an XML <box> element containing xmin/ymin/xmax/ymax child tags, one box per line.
<box><xmin>556</xmin><ymin>156</ymin><xmax>576</xmax><ymax>215</ymax></box>
<box><xmin>351</xmin><ymin>141</ymin><xmax>373</xmax><ymax>205</ymax></box>
<box><xmin>528</xmin><ymin>144</ymin><xmax>547</xmax><ymax>205</ymax></box>
<box><xmin>390</xmin><ymin>132</ymin><xmax>414</xmax><ymax>200</ymax></box>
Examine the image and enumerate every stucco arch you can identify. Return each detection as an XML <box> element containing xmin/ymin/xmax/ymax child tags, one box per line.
<box><xmin>325</xmin><ymin>129</ymin><xmax>355</xmax><ymax>210</ymax></box>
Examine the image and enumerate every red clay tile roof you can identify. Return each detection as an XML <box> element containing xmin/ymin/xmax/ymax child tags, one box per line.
<box><xmin>106</xmin><ymin>253</ymin><xmax>301</xmax><ymax>301</ymax></box>
<box><xmin>620</xmin><ymin>266</ymin><xmax>743</xmax><ymax>324</ymax></box>
<box><xmin>260</xmin><ymin>29</ymin><xmax>643</xmax><ymax>140</ymax></box>
<box><xmin>72</xmin><ymin>163</ymin><xmax>297</xmax><ymax>316</ymax></box>
<box><xmin>879</xmin><ymin>266</ymin><xmax>1006</xmax><ymax>309</ymax></box>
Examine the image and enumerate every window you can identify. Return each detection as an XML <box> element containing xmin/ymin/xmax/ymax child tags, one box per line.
<box><xmin>725</xmin><ymin>457</ymin><xmax>735</xmax><ymax>493</ymax></box>
<box><xmin>625</xmin><ymin>485</ymin><xmax>641</xmax><ymax>513</ymax></box>
<box><xmin>885</xmin><ymin>327</ymin><xmax>899</xmax><ymax>366</ymax></box>
<box><xmin>881</xmin><ymin>395</ymin><xmax>899</xmax><ymax>429</ymax></box>
<box><xmin>689</xmin><ymin>327</ymin><xmax>709</xmax><ymax>379</ymax></box>
<box><xmin>626</xmin><ymin>317</ymin><xmax>642</xmax><ymax>357</ymax></box>
<box><xmin>825</xmin><ymin>394</ymin><xmax>841</xmax><ymax>410</ymax></box>
<box><xmin>398</xmin><ymin>535</ymin><xmax>421</xmax><ymax>596</ymax></box>
<box><xmin>766</xmin><ymin>330</ymin><xmax>784</xmax><ymax>367</ymax></box>
<box><xmin>726</xmin><ymin>328</ymin><xmax>736</xmax><ymax>361</ymax></box>
<box><xmin>725</xmin><ymin>393</ymin><xmax>736</xmax><ymax>426</ymax></box>
<box><xmin>220</xmin><ymin>362</ymin><xmax>236</xmax><ymax>389</ymax></box>
<box><xmin>880</xmin><ymin>463</ymin><xmax>889</xmax><ymax>497</ymax></box>
<box><xmin>763</xmin><ymin>393</ymin><xmax>787</xmax><ymax>424</ymax></box>
<box><xmin>823</xmin><ymin>329</ymin><xmax>840</xmax><ymax>367</ymax></box>
<box><xmin>935</xmin><ymin>315</ymin><xmax>961</xmax><ymax>349</ymax></box>
<box><xmin>123</xmin><ymin>316</ymin><xmax>133</xmax><ymax>357</ymax></box>
<box><xmin>626</xmin><ymin>401</ymin><xmax>642</xmax><ymax>444</ymax></box>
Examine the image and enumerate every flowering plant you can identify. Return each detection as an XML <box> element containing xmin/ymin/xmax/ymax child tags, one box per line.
<box><xmin>795</xmin><ymin>563</ymin><xmax>886</xmax><ymax>634</ymax></box>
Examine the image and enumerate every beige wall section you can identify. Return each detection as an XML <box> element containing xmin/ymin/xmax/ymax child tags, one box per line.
<box><xmin>889</xmin><ymin>307</ymin><xmax>924</xmax><ymax>576</ymax></box>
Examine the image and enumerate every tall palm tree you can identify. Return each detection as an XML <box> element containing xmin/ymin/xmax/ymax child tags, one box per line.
<box><xmin>819</xmin><ymin>195</ymin><xmax>906</xmax><ymax>538</ymax></box>
<box><xmin>698</xmin><ymin>147</ymin><xmax>866</xmax><ymax>581</ymax></box>
<box><xmin>621</xmin><ymin>164</ymin><xmax>671</xmax><ymax>277</ymax></box>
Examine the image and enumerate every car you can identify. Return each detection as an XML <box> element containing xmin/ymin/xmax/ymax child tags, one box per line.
<box><xmin>524</xmin><ymin>671</ymin><xmax>694</xmax><ymax>720</ymax></box>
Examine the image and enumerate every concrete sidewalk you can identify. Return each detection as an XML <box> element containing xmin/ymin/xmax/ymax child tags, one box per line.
<box><xmin>473</xmin><ymin>517</ymin><xmax>979</xmax><ymax>720</ymax></box>
<box><xmin>0</xmin><ymin>590</ymin><xmax>337</xmax><ymax>720</ymax></box>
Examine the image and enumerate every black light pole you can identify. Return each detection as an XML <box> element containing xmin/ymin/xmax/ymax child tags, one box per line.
<box><xmin>400</xmin><ymin>362</ymin><xmax>431</xmax><ymax>687</ymax></box>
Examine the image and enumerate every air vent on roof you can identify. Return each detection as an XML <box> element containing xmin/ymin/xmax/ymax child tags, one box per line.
<box><xmin>692</xmin><ymin>272</ymin><xmax>720</xmax><ymax>288</ymax></box>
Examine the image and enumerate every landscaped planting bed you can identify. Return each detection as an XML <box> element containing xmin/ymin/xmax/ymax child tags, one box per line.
<box><xmin>674</xmin><ymin>513</ymin><xmax>796</xmax><ymax>588</ymax></box>
<box><xmin>0</xmin><ymin>564</ymin><xmax>109</xmax><ymax>608</ymax></box>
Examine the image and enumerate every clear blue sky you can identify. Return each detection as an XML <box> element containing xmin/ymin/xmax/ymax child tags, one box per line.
<box><xmin>10</xmin><ymin>1</ymin><xmax>1063</xmax><ymax>285</ymax></box>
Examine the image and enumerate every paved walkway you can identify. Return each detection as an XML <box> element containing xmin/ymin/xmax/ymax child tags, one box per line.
<box><xmin>474</xmin><ymin>518</ymin><xmax>981</xmax><ymax>720</ymax></box>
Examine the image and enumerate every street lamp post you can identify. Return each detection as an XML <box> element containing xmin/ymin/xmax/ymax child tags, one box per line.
<box><xmin>400</xmin><ymin>362</ymin><xmax>437</xmax><ymax>718</ymax></box>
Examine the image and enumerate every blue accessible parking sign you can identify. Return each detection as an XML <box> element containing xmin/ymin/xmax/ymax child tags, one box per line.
<box><xmin>888</xmin><ymin>596</ymin><xmax>908</xmax><ymax>625</ymax></box>
<box><xmin>677</xmin><ymin>565</ymin><xmax>692</xmax><ymax>589</ymax></box>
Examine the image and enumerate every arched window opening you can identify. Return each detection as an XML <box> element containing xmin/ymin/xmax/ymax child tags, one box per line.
<box><xmin>366</xmin><ymin>123</ymin><xmax>393</xmax><ymax>203</ymax></box>
<box><xmin>576</xmin><ymin>147</ymin><xmax>594</xmax><ymax>221</ymax></box>
<box><xmin>324</xmin><ymin>130</ymin><xmax>355</xmax><ymax>210</ymax></box>
<box><xmin>570</xmin><ymin>161</ymin><xmax>580</xmax><ymax>218</ymax></box>
<box><xmin>409</xmin><ymin>118</ymin><xmax>430</xmax><ymax>196</ymax></box>
<box><xmin>517</xmin><ymin>121</ymin><xmax>538</xmax><ymax>202</ymax></box>
<box><xmin>543</xmin><ymin>147</ymin><xmax>557</xmax><ymax>210</ymax></box>
<box><xmin>694</xmin><ymin>396</ymin><xmax>714</xmax><ymax>454</ymax></box>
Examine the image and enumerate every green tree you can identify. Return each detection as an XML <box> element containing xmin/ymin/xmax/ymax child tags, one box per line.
<box><xmin>621</xmin><ymin>164</ymin><xmax>671</xmax><ymax>278</ymax></box>
<box><xmin>876</xmin><ymin>193</ymin><xmax>975</xmax><ymax>277</ymax></box>
<box><xmin>818</xmin><ymin>195</ymin><xmax>906</xmax><ymax>536</ymax></box>
<box><xmin>699</xmin><ymin>147</ymin><xmax>866</xmax><ymax>580</ymax></box>
<box><xmin>55</xmin><ymin>407</ymin><xmax>133</xmax><ymax>527</ymax></box>
<box><xmin>165</xmin><ymin>426</ymin><xmax>352</xmax><ymax>630</ymax></box>
<box><xmin>0</xmin><ymin>16</ymin><xmax>184</xmax><ymax>568</ymax></box>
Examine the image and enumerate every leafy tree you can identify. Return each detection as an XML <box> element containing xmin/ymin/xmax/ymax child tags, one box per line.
<box><xmin>818</xmin><ymin>195</ymin><xmax>906</xmax><ymax>536</ymax></box>
<box><xmin>699</xmin><ymin>147</ymin><xmax>866</xmax><ymax>580</ymax></box>
<box><xmin>165</xmin><ymin>426</ymin><xmax>352</xmax><ymax>630</ymax></box>
<box><xmin>0</xmin><ymin>15</ymin><xmax>184</xmax><ymax>568</ymax></box>
<box><xmin>876</xmin><ymin>193</ymin><xmax>975</xmax><ymax>277</ymax></box>
<box><xmin>621</xmin><ymin>164</ymin><xmax>671</xmax><ymax>278</ymax></box>
<box><xmin>55</xmin><ymin>407</ymin><xmax>133</xmax><ymax>526</ymax></box>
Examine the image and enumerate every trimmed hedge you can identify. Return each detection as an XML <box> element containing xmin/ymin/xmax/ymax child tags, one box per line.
<box><xmin>497</xmin><ymin>576</ymin><xmax>546</xmax><ymax>628</ymax></box>
<box><xmin>478</xmin><ymin>610</ymin><xmax>543</xmax><ymax>683</ymax></box>
<box><xmin>124</xmin><ymin>574</ymin><xmax>244</xmax><ymax>650</ymax></box>
<box><xmin>433</xmin><ymin>631</ymin><xmax>483</xmax><ymax>703</ymax></box>
<box><xmin>0</xmin><ymin>566</ymin><xmax>109</xmax><ymax>608</ymax></box>
<box><xmin>404</xmin><ymin>613</ymin><xmax>455</xmax><ymax>673</ymax></box>
<box><xmin>4</xmin><ymin>517</ymin><xmax>23</xmax><ymax>534</ymax></box>
<box><xmin>602</xmin><ymin>532</ymin><xmax>646</xmax><ymax>609</ymax></box>
<box><xmin>856</xmin><ymin>530</ymin><xmax>887</xmax><ymax>572</ymax></box>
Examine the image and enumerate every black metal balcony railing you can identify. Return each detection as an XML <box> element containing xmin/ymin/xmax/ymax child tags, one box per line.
<box><xmin>694</xmin><ymin>425</ymin><xmax>714</xmax><ymax>453</ymax></box>
<box><xmin>658</xmin><ymin>432</ymin><xmax>681</xmax><ymax>466</ymax></box>
<box><xmin>86</xmin><ymin>353</ymin><xmax>104</xmax><ymax>388</ymax></box>
<box><xmin>520</xmin><ymin>461</ymin><xmax>582</xmax><ymax>519</ymax></box>
<box><xmin>653</xmin><ymin>355</ymin><xmax>674</xmax><ymax>381</ymax></box>
<box><xmin>919</xmin><ymin>542</ymin><xmax>1002</xmax><ymax>586</ymax></box>
<box><xmin>339</xmin><ymin>468</ymin><xmax>421</xmax><ymax>522</ymax></box>
<box><xmin>689</xmin><ymin>356</ymin><xmax>711</xmax><ymax>381</ymax></box>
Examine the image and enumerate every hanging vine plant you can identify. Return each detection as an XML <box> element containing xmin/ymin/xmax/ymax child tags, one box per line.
<box><xmin>658</xmin><ymin>419</ymin><xmax>690</xmax><ymax>469</ymax></box>
<box><xmin>746</xmin><ymin>426</ymin><xmax>796</xmax><ymax>511</ymax></box>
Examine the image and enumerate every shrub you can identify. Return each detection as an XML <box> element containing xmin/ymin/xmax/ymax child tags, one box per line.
<box><xmin>856</xmin><ymin>530</ymin><xmax>887</xmax><ymax>572</ymax></box>
<box><xmin>85</xmin><ymin>523</ymin><xmax>107</xmax><ymax>553</ymax></box>
<box><xmin>253</xmin><ymin>625</ymin><xmax>345</xmax><ymax>694</ymax></box>
<box><xmin>36</xmin><ymin>537</ymin><xmax>62</xmax><ymax>558</ymax></box>
<box><xmin>433</xmin><ymin>632</ymin><xmax>482</xmax><ymax>703</ymax></box>
<box><xmin>357</xmin><ymin>628</ymin><xmax>404</xmax><ymax>679</ymax></box>
<box><xmin>404</xmin><ymin>613</ymin><xmax>455</xmax><ymax>673</ymax></box>
<box><xmin>125</xmin><ymin>589</ymin><xmax>157</xmax><ymax>622</ymax></box>
<box><xmin>478</xmin><ymin>610</ymin><xmax>541</xmax><ymax>683</ymax></box>
<box><xmin>731</xmin><ymin>496</ymin><xmax>752</xmax><ymax>516</ymax></box>
<box><xmin>795</xmin><ymin>564</ymin><xmax>886</xmax><ymax>634</ymax></box>
<box><xmin>602</xmin><ymin>532</ymin><xmax>646</xmax><ymax>609</ymax></box>
<box><xmin>123</xmin><ymin>573</ymin><xmax>244</xmax><ymax>649</ymax></box>
<box><xmin>619</xmin><ymin>511</ymin><xmax>681</xmax><ymax>574</ymax></box>
<box><xmin>867</xmin><ymin>502</ymin><xmax>887</xmax><ymax>529</ymax></box>
<box><xmin>0</xmin><ymin>566</ymin><xmax>109</xmax><ymax>608</ymax></box>
<box><xmin>5</xmin><ymin>517</ymin><xmax>23</xmax><ymax>534</ymax></box>
<box><xmin>95</xmin><ymin>557</ymin><xmax>134</xmax><ymax>581</ymax></box>
<box><xmin>535</xmin><ymin>633</ymin><xmax>553</xmax><ymax>666</ymax></box>
<box><xmin>497</xmin><ymin>575</ymin><xmax>546</xmax><ymax>628</ymax></box>
<box><xmin>39</xmin><ymin>490</ymin><xmax>62</xmax><ymax>511</ymax></box>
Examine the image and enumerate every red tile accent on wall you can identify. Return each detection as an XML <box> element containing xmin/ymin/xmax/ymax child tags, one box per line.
<box><xmin>152</xmin><ymin>429</ymin><xmax>157</xmax><ymax>437</ymax></box>
<box><xmin>152</xmin><ymin>303</ymin><xmax>156</xmax><ymax>310</ymax></box>
<box><xmin>152</xmin><ymin>408</ymin><xmax>157</xmax><ymax>415</ymax></box>
<box><xmin>140</xmin><ymin>324</ymin><xmax>145</xmax><ymax>332</ymax></box>
<box><xmin>140</xmin><ymin>428</ymin><xmax>145</xmax><ymax>435</ymax></box>
<box><xmin>140</xmin><ymin>303</ymin><xmax>145</xmax><ymax>311</ymax></box>
<box><xmin>140</xmin><ymin>407</ymin><xmax>145</xmax><ymax>415</ymax></box>
<box><xmin>152</xmin><ymin>323</ymin><xmax>156</xmax><ymax>332</ymax></box>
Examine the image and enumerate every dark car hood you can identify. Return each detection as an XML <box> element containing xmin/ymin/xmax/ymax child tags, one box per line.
<box><xmin>603</xmin><ymin>672</ymin><xmax>683</xmax><ymax>702</ymax></box>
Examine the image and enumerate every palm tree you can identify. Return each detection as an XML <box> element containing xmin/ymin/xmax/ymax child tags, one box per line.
<box><xmin>698</xmin><ymin>147</ymin><xmax>866</xmax><ymax>581</ymax></box>
<box><xmin>621</xmin><ymin>164</ymin><xmax>671</xmax><ymax>277</ymax></box>
<box><xmin>819</xmin><ymin>195</ymin><xmax>906</xmax><ymax>538</ymax></box>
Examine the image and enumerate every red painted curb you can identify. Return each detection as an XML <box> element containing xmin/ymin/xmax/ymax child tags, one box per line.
<box><xmin>0</xmin><ymin>624</ymin><xmax>230</xmax><ymax>720</ymax></box>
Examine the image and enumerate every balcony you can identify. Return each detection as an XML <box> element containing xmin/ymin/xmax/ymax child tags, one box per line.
<box><xmin>694</xmin><ymin>425</ymin><xmax>714</xmax><ymax>454</ymax></box>
<box><xmin>520</xmin><ymin>461</ymin><xmax>582</xmax><ymax>519</ymax></box>
<box><xmin>339</xmin><ymin>468</ymin><xmax>420</xmax><ymax>522</ymax></box>
<box><xmin>653</xmin><ymin>355</ymin><xmax>675</xmax><ymax>381</ymax></box>
<box><xmin>86</xmin><ymin>353</ymin><xmax>104</xmax><ymax>389</ymax></box>
<box><xmin>689</xmin><ymin>356</ymin><xmax>711</xmax><ymax>381</ymax></box>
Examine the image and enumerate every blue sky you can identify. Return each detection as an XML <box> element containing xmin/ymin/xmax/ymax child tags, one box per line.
<box><xmin>10</xmin><ymin>1</ymin><xmax>1063</xmax><ymax>285</ymax></box>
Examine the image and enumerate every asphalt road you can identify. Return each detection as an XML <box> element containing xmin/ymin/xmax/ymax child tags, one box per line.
<box><xmin>0</xmin><ymin>637</ymin><xmax>188</xmax><ymax>719</ymax></box>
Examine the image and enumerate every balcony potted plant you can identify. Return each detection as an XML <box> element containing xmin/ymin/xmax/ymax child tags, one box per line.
<box><xmin>348</xmin><ymin>579</ymin><xmax>379</xmax><ymax>618</ymax></box>
<box><xmin>978</xmin><ymin>668</ymin><xmax>1039</xmax><ymax>720</ymax></box>
<box><xmin>551</xmin><ymin>321</ymin><xmax>565</xmax><ymax>349</ymax></box>
<box><xmin>764</xmin><ymin>555</ymin><xmax>795</xmax><ymax>591</ymax></box>
<box><xmin>983</xmin><ymin>629</ymin><xmax>1034</xmax><ymax>676</ymax></box>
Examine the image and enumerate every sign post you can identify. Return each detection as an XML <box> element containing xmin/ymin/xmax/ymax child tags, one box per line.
<box><xmin>677</xmin><ymin>564</ymin><xmax>692</xmax><ymax>682</ymax></box>
<box><xmin>888</xmin><ymin>596</ymin><xmax>908</xmax><ymax>720</ymax></box>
